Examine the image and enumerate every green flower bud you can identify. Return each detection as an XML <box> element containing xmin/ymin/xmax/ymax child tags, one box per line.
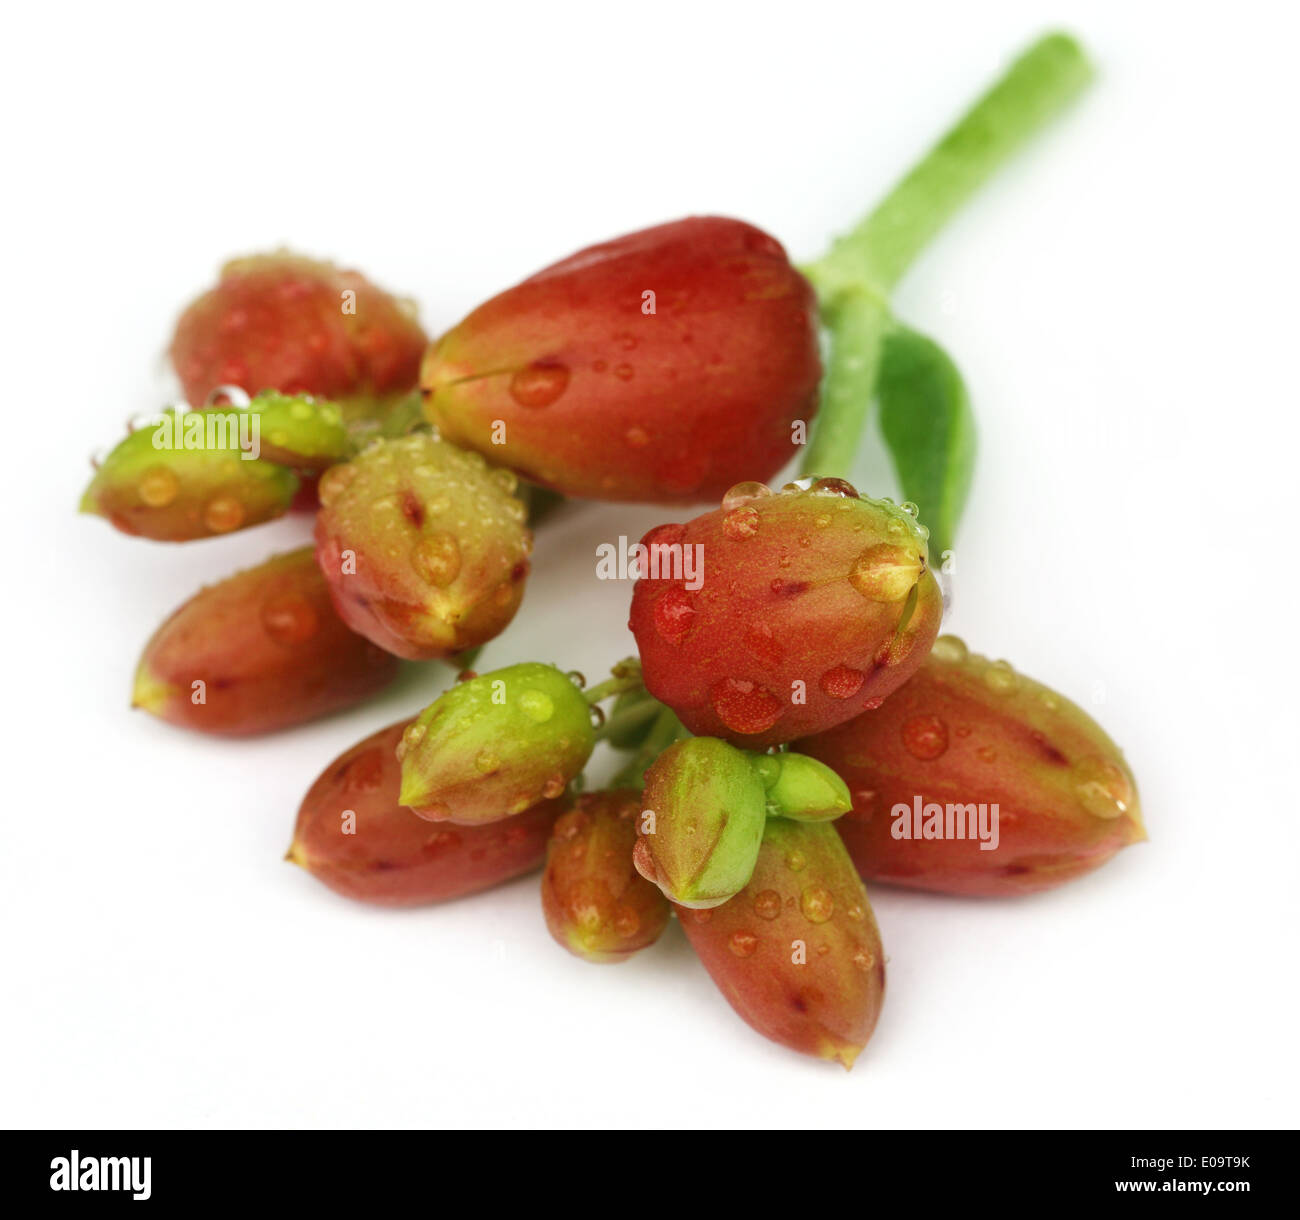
<box><xmin>747</xmin><ymin>751</ymin><xmax>853</xmax><ymax>822</ymax></box>
<box><xmin>397</xmin><ymin>663</ymin><xmax>595</xmax><ymax>824</ymax></box>
<box><xmin>635</xmin><ymin>737</ymin><xmax>766</xmax><ymax>909</ymax></box>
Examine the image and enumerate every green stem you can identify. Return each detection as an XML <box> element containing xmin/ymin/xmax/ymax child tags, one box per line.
<box><xmin>611</xmin><ymin>705</ymin><xmax>685</xmax><ymax>790</ymax></box>
<box><xmin>583</xmin><ymin>670</ymin><xmax>644</xmax><ymax>705</ymax></box>
<box><xmin>592</xmin><ymin>694</ymin><xmax>659</xmax><ymax>744</ymax></box>
<box><xmin>801</xmin><ymin>31</ymin><xmax>1092</xmax><ymax>477</ymax></box>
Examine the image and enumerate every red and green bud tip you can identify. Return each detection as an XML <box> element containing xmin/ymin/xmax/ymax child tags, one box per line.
<box><xmin>797</xmin><ymin>635</ymin><xmax>1146</xmax><ymax>896</ymax></box>
<box><xmin>630</xmin><ymin>478</ymin><xmax>943</xmax><ymax>748</ymax></box>
<box><xmin>170</xmin><ymin>251</ymin><xmax>427</xmax><ymax>423</ymax></box>
<box><xmin>420</xmin><ymin>217</ymin><xmax>821</xmax><ymax>504</ymax></box>
<box><xmin>541</xmin><ymin>789</ymin><xmax>671</xmax><ymax>963</ymax></box>
<box><xmin>398</xmin><ymin>662</ymin><xmax>595</xmax><ymax>824</ymax></box>
<box><xmin>635</xmin><ymin>737</ymin><xmax>767</xmax><ymax>909</ymax></box>
<box><xmin>80</xmin><ymin>410</ymin><xmax>299</xmax><ymax>541</ymax></box>
<box><xmin>132</xmin><ymin>547</ymin><xmax>400</xmax><ymax>736</ymax></box>
<box><xmin>313</xmin><ymin>433</ymin><xmax>531</xmax><ymax>660</ymax></box>
<box><xmin>679</xmin><ymin>817</ymin><xmax>886</xmax><ymax>1069</ymax></box>
<box><xmin>288</xmin><ymin>720</ymin><xmax>565</xmax><ymax>906</ymax></box>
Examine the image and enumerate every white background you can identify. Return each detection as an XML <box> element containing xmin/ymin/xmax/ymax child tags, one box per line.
<box><xmin>2</xmin><ymin>0</ymin><xmax>1297</xmax><ymax>1129</ymax></box>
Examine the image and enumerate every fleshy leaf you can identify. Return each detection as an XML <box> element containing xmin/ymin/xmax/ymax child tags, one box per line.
<box><xmin>876</xmin><ymin>323</ymin><xmax>976</xmax><ymax>566</ymax></box>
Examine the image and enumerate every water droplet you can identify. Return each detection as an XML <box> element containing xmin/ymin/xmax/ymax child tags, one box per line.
<box><xmin>983</xmin><ymin>660</ymin><xmax>1018</xmax><ymax>695</ymax></box>
<box><xmin>721</xmin><ymin>481</ymin><xmax>773</xmax><ymax>511</ymax></box>
<box><xmin>518</xmin><ymin>689</ymin><xmax>554</xmax><ymax>722</ymax></box>
<box><xmin>1073</xmin><ymin>757</ymin><xmax>1133</xmax><ymax>819</ymax></box>
<box><xmin>318</xmin><ymin>463</ymin><xmax>356</xmax><ymax>506</ymax></box>
<box><xmin>710</xmin><ymin>677</ymin><xmax>782</xmax><ymax>736</ymax></box>
<box><xmin>819</xmin><ymin>665</ymin><xmax>865</xmax><ymax>700</ymax></box>
<box><xmin>653</xmin><ymin>587</ymin><xmax>696</xmax><ymax>643</ymax></box>
<box><xmin>901</xmin><ymin>714</ymin><xmax>949</xmax><ymax>760</ymax></box>
<box><xmin>509</xmin><ymin>361</ymin><xmax>569</xmax><ymax>408</ymax></box>
<box><xmin>862</xmin><ymin>696</ymin><xmax>884</xmax><ymax>710</ymax></box>
<box><xmin>849</xmin><ymin>543</ymin><xmax>922</xmax><ymax>602</ymax></box>
<box><xmin>289</xmin><ymin>399</ymin><xmax>313</xmax><ymax>420</ymax></box>
<box><xmin>900</xmin><ymin>501</ymin><xmax>919</xmax><ymax>517</ymax></box>
<box><xmin>625</xmin><ymin>426</ymin><xmax>649</xmax><ymax>447</ymax></box>
<box><xmin>614</xmin><ymin>364</ymin><xmax>634</xmax><ymax>381</ymax></box>
<box><xmin>475</xmin><ymin>749</ymin><xmax>499</xmax><ymax>774</ymax></box>
<box><xmin>588</xmin><ymin>704</ymin><xmax>606</xmax><ymax>729</ymax></box>
<box><xmin>614</xmin><ymin>906</ymin><xmax>641</xmax><ymax>938</ymax></box>
<box><xmin>722</xmin><ymin>507</ymin><xmax>760</xmax><ymax>540</ymax></box>
<box><xmin>800</xmin><ymin>886</ymin><xmax>834</xmax><ymax>923</ymax></box>
<box><xmin>977</xmin><ymin>745</ymin><xmax>998</xmax><ymax>763</ymax></box>
<box><xmin>785</xmin><ymin>849</ymin><xmax>807</xmax><ymax>872</ymax></box>
<box><xmin>541</xmin><ymin>774</ymin><xmax>567</xmax><ymax>800</ymax></box>
<box><xmin>809</xmin><ymin>477</ymin><xmax>859</xmax><ymax>498</ymax></box>
<box><xmin>753</xmin><ymin>889</ymin><xmax>782</xmax><ymax>920</ymax></box>
<box><xmin>743</xmin><ymin>621</ymin><xmax>783</xmax><ymax>667</ymax></box>
<box><xmin>412</xmin><ymin>532</ymin><xmax>462</xmax><ymax>587</ymax></box>
<box><xmin>845</xmin><ymin>903</ymin><xmax>866</xmax><ymax>922</ymax></box>
<box><xmin>261</xmin><ymin>593</ymin><xmax>318</xmax><ymax>644</ymax></box>
<box><xmin>729</xmin><ymin>930</ymin><xmax>759</xmax><ymax>957</ymax></box>
<box><xmin>204</xmin><ymin>496</ymin><xmax>245</xmax><ymax>533</ymax></box>
<box><xmin>930</xmin><ymin>634</ymin><xmax>968</xmax><ymax>664</ymax></box>
<box><xmin>491</xmin><ymin>468</ymin><xmax>518</xmax><ymax>495</ymax></box>
<box><xmin>138</xmin><ymin>466</ymin><xmax>179</xmax><ymax>508</ymax></box>
<box><xmin>852</xmin><ymin>947</ymin><xmax>876</xmax><ymax>972</ymax></box>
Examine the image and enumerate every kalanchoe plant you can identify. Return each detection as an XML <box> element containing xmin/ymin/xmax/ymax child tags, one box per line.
<box><xmin>313</xmin><ymin>433</ymin><xmax>532</xmax><ymax>660</ymax></box>
<box><xmin>289</xmin><ymin>720</ymin><xmax>565</xmax><ymax>906</ymax></box>
<box><xmin>679</xmin><ymin>818</ymin><xmax>886</xmax><ymax>1070</ymax></box>
<box><xmin>797</xmin><ymin>635</ymin><xmax>1145</xmax><ymax>896</ymax></box>
<box><xmin>541</xmin><ymin>790</ymin><xmax>671</xmax><ymax>963</ymax></box>
<box><xmin>420</xmin><ymin>217</ymin><xmax>821</xmax><ymax>504</ymax></box>
<box><xmin>397</xmin><ymin>662</ymin><xmax>600</xmax><ymax>823</ymax></box>
<box><xmin>630</xmin><ymin>477</ymin><xmax>943</xmax><ymax>748</ymax></box>
<box><xmin>133</xmin><ymin>547</ymin><xmax>401</xmax><ymax>735</ymax></box>
<box><xmin>170</xmin><ymin>251</ymin><xmax>428</xmax><ymax>422</ymax></box>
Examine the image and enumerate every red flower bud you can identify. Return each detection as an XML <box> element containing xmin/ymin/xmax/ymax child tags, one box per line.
<box><xmin>629</xmin><ymin>480</ymin><xmax>943</xmax><ymax>747</ymax></box>
<box><xmin>420</xmin><ymin>217</ymin><xmax>820</xmax><ymax>503</ymax></box>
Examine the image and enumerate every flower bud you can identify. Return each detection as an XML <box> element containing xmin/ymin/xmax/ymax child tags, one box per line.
<box><xmin>421</xmin><ymin>217</ymin><xmax>820</xmax><ymax>503</ymax></box>
<box><xmin>797</xmin><ymin>636</ymin><xmax>1146</xmax><ymax>895</ymax></box>
<box><xmin>630</xmin><ymin>479</ymin><xmax>943</xmax><ymax>748</ymax></box>
<box><xmin>313</xmin><ymin>433</ymin><xmax>531</xmax><ymax>660</ymax></box>
<box><xmin>635</xmin><ymin>737</ymin><xmax>767</xmax><ymax>909</ymax></box>
<box><xmin>747</xmin><ymin>751</ymin><xmax>853</xmax><ymax>821</ymax></box>
<box><xmin>398</xmin><ymin>662</ymin><xmax>595</xmax><ymax>824</ymax></box>
<box><xmin>541</xmin><ymin>790</ymin><xmax>671</xmax><ymax>963</ymax></box>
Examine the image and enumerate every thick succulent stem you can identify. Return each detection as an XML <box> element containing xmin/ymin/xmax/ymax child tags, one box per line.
<box><xmin>801</xmin><ymin>31</ymin><xmax>1093</xmax><ymax>479</ymax></box>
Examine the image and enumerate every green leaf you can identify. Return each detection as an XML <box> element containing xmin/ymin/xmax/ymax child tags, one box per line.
<box><xmin>877</xmin><ymin>323</ymin><xmax>976</xmax><ymax>566</ymax></box>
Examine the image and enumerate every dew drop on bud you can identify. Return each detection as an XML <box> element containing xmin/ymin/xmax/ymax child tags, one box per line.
<box><xmin>722</xmin><ymin>507</ymin><xmax>760</xmax><ymax>540</ymax></box>
<box><xmin>901</xmin><ymin>713</ymin><xmax>949</xmax><ymax>760</ymax></box>
<box><xmin>203</xmin><ymin>495</ymin><xmax>245</xmax><ymax>533</ymax></box>
<box><xmin>753</xmin><ymin>889</ymin><xmax>782</xmax><ymax>920</ymax></box>
<box><xmin>800</xmin><ymin>886</ymin><xmax>834</xmax><ymax>923</ymax></box>
<box><xmin>317</xmin><ymin>463</ymin><xmax>356</xmax><ymax>507</ymax></box>
<box><xmin>588</xmin><ymin>703</ymin><xmax>606</xmax><ymax>729</ymax></box>
<box><xmin>138</xmin><ymin>466</ymin><xmax>179</xmax><ymax>508</ymax></box>
<box><xmin>853</xmin><ymin>947</ymin><xmax>876</xmax><ymax>972</ymax></box>
<box><xmin>785</xmin><ymin>849</ymin><xmax>807</xmax><ymax>873</ymax></box>
<box><xmin>508</xmin><ymin>361</ymin><xmax>570</xmax><ymax>408</ymax></box>
<box><xmin>983</xmin><ymin>660</ymin><xmax>1019</xmax><ymax>695</ymax></box>
<box><xmin>541</xmin><ymin>775</ymin><xmax>566</xmax><ymax>800</ymax></box>
<box><xmin>518</xmin><ymin>690</ymin><xmax>554</xmax><ymax>723</ymax></box>
<box><xmin>1073</xmin><ymin>757</ymin><xmax>1132</xmax><ymax>819</ymax></box>
<box><xmin>849</xmin><ymin>543</ymin><xmax>922</xmax><ymax>602</ymax></box>
<box><xmin>710</xmin><ymin>677</ymin><xmax>782</xmax><ymax>735</ymax></box>
<box><xmin>809</xmin><ymin>477</ymin><xmax>859</xmax><ymax>498</ymax></box>
<box><xmin>728</xmin><ymin>930</ymin><xmax>759</xmax><ymax>957</ymax></box>
<box><xmin>474</xmin><ymin>749</ymin><xmax>499</xmax><ymax>774</ymax></box>
<box><xmin>721</xmin><ymin>481</ymin><xmax>773</xmax><ymax>511</ymax></box>
<box><xmin>411</xmin><ymin>531</ymin><xmax>462</xmax><ymax>587</ymax></box>
<box><xmin>900</xmin><ymin>501</ymin><xmax>919</xmax><ymax>517</ymax></box>
<box><xmin>819</xmin><ymin>665</ymin><xmax>865</xmax><ymax>700</ymax></box>
<box><xmin>930</xmin><ymin>635</ymin><xmax>968</xmax><ymax>664</ymax></box>
<box><xmin>653</xmin><ymin>587</ymin><xmax>696</xmax><ymax>643</ymax></box>
<box><xmin>261</xmin><ymin>593</ymin><xmax>318</xmax><ymax>645</ymax></box>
